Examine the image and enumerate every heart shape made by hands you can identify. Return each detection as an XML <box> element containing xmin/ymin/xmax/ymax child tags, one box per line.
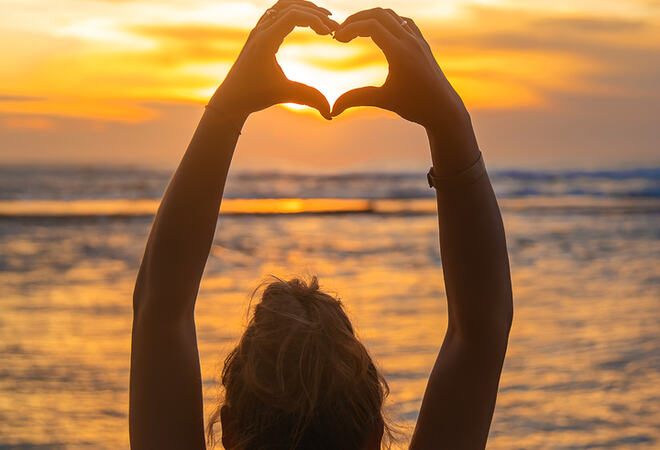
<box><xmin>276</xmin><ymin>28</ymin><xmax>387</xmax><ymax>113</ymax></box>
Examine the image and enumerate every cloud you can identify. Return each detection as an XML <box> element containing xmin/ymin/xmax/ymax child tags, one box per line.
<box><xmin>532</xmin><ymin>16</ymin><xmax>648</xmax><ymax>33</ymax></box>
<box><xmin>0</xmin><ymin>95</ymin><xmax>47</xmax><ymax>102</ymax></box>
<box><xmin>1</xmin><ymin>98</ymin><xmax>657</xmax><ymax>170</ymax></box>
<box><xmin>302</xmin><ymin>51</ymin><xmax>384</xmax><ymax>70</ymax></box>
<box><xmin>1</xmin><ymin>0</ymin><xmax>658</xmax><ymax>169</ymax></box>
<box><xmin>122</xmin><ymin>24</ymin><xmax>246</xmax><ymax>66</ymax></box>
<box><xmin>2</xmin><ymin>116</ymin><xmax>56</xmax><ymax>130</ymax></box>
<box><xmin>125</xmin><ymin>23</ymin><xmax>378</xmax><ymax>68</ymax></box>
<box><xmin>130</xmin><ymin>24</ymin><xmax>249</xmax><ymax>44</ymax></box>
<box><xmin>417</xmin><ymin>5</ymin><xmax>660</xmax><ymax>104</ymax></box>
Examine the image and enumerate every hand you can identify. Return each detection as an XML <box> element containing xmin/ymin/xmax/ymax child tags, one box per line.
<box><xmin>209</xmin><ymin>0</ymin><xmax>338</xmax><ymax>120</ymax></box>
<box><xmin>332</xmin><ymin>8</ymin><xmax>471</xmax><ymax>131</ymax></box>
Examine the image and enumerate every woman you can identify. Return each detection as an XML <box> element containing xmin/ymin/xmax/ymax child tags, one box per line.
<box><xmin>129</xmin><ymin>1</ymin><xmax>513</xmax><ymax>449</ymax></box>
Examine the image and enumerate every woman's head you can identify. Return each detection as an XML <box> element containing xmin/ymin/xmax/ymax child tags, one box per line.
<box><xmin>208</xmin><ymin>276</ymin><xmax>391</xmax><ymax>449</ymax></box>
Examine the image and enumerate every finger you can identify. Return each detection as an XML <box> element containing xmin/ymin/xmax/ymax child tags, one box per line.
<box><xmin>258</xmin><ymin>3</ymin><xmax>337</xmax><ymax>30</ymax></box>
<box><xmin>401</xmin><ymin>16</ymin><xmax>424</xmax><ymax>39</ymax></box>
<box><xmin>263</xmin><ymin>7</ymin><xmax>337</xmax><ymax>43</ymax></box>
<box><xmin>259</xmin><ymin>4</ymin><xmax>338</xmax><ymax>30</ymax></box>
<box><xmin>383</xmin><ymin>9</ymin><xmax>416</xmax><ymax>37</ymax></box>
<box><xmin>284</xmin><ymin>81</ymin><xmax>332</xmax><ymax>120</ymax></box>
<box><xmin>331</xmin><ymin>86</ymin><xmax>384</xmax><ymax>117</ymax></box>
<box><xmin>292</xmin><ymin>0</ymin><xmax>332</xmax><ymax>16</ymax></box>
<box><xmin>333</xmin><ymin>18</ymin><xmax>399</xmax><ymax>58</ymax></box>
<box><xmin>271</xmin><ymin>0</ymin><xmax>332</xmax><ymax>16</ymax></box>
<box><xmin>338</xmin><ymin>7</ymin><xmax>407</xmax><ymax>38</ymax></box>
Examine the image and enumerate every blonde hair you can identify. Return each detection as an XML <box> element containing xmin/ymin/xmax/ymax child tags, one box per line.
<box><xmin>208</xmin><ymin>276</ymin><xmax>393</xmax><ymax>449</ymax></box>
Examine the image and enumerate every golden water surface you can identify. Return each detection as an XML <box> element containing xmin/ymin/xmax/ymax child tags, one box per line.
<box><xmin>0</xmin><ymin>198</ymin><xmax>658</xmax><ymax>448</ymax></box>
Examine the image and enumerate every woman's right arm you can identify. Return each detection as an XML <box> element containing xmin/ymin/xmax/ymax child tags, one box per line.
<box><xmin>130</xmin><ymin>2</ymin><xmax>336</xmax><ymax>448</ymax></box>
<box><xmin>333</xmin><ymin>9</ymin><xmax>513</xmax><ymax>448</ymax></box>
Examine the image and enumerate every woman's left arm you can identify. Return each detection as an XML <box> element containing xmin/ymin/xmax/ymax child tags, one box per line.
<box><xmin>129</xmin><ymin>2</ymin><xmax>336</xmax><ymax>448</ymax></box>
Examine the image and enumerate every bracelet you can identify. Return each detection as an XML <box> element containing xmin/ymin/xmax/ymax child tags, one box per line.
<box><xmin>427</xmin><ymin>151</ymin><xmax>486</xmax><ymax>189</ymax></box>
<box><xmin>204</xmin><ymin>103</ymin><xmax>245</xmax><ymax>136</ymax></box>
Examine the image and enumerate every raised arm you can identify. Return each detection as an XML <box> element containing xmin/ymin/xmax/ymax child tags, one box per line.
<box><xmin>333</xmin><ymin>9</ymin><xmax>513</xmax><ymax>449</ymax></box>
<box><xmin>129</xmin><ymin>2</ymin><xmax>336</xmax><ymax>448</ymax></box>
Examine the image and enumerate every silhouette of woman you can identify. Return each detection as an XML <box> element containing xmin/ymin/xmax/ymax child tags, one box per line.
<box><xmin>129</xmin><ymin>1</ymin><xmax>513</xmax><ymax>449</ymax></box>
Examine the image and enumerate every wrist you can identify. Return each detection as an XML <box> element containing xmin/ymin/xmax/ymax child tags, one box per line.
<box><xmin>204</xmin><ymin>103</ymin><xmax>248</xmax><ymax>135</ymax></box>
<box><xmin>208</xmin><ymin>82</ymin><xmax>252</xmax><ymax>123</ymax></box>
<box><xmin>425</xmin><ymin>110</ymin><xmax>481</xmax><ymax>176</ymax></box>
<box><xmin>206</xmin><ymin>95</ymin><xmax>250</xmax><ymax>121</ymax></box>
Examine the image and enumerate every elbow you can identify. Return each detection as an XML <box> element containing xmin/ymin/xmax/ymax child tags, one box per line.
<box><xmin>491</xmin><ymin>294</ymin><xmax>514</xmax><ymax>344</ymax></box>
<box><xmin>487</xmin><ymin>286</ymin><xmax>514</xmax><ymax>343</ymax></box>
<box><xmin>131</xmin><ymin>242</ymin><xmax>199</xmax><ymax>337</ymax></box>
<box><xmin>481</xmin><ymin>311</ymin><xmax>512</xmax><ymax>347</ymax></box>
<box><xmin>133</xmin><ymin>287</ymin><xmax>194</xmax><ymax>328</ymax></box>
<box><xmin>132</xmin><ymin>266</ymin><xmax>147</xmax><ymax>318</ymax></box>
<box><xmin>132</xmin><ymin>264</ymin><xmax>194</xmax><ymax>330</ymax></box>
<box><xmin>506</xmin><ymin>300</ymin><xmax>514</xmax><ymax>331</ymax></box>
<box><xmin>454</xmin><ymin>296</ymin><xmax>513</xmax><ymax>349</ymax></box>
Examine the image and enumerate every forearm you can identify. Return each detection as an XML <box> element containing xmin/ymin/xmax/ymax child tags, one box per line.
<box><xmin>428</xmin><ymin>118</ymin><xmax>513</xmax><ymax>343</ymax></box>
<box><xmin>128</xmin><ymin>3</ymin><xmax>339</xmax><ymax>447</ymax></box>
<box><xmin>133</xmin><ymin>109</ymin><xmax>244</xmax><ymax>320</ymax></box>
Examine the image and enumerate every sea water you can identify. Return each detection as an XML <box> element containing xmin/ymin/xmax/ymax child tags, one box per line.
<box><xmin>0</xmin><ymin>166</ymin><xmax>658</xmax><ymax>448</ymax></box>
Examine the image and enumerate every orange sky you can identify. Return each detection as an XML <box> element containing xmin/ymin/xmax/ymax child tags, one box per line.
<box><xmin>0</xmin><ymin>0</ymin><xmax>658</xmax><ymax>170</ymax></box>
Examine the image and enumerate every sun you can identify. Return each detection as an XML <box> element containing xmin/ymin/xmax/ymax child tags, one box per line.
<box><xmin>275</xmin><ymin>32</ymin><xmax>388</xmax><ymax>114</ymax></box>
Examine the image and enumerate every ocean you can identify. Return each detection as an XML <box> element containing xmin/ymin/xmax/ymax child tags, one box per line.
<box><xmin>0</xmin><ymin>165</ymin><xmax>658</xmax><ymax>449</ymax></box>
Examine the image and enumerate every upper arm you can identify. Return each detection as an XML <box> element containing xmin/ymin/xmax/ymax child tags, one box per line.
<box><xmin>129</xmin><ymin>295</ymin><xmax>206</xmax><ymax>450</ymax></box>
<box><xmin>410</xmin><ymin>327</ymin><xmax>510</xmax><ymax>449</ymax></box>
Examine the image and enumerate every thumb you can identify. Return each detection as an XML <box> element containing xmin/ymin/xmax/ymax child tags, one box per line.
<box><xmin>332</xmin><ymin>86</ymin><xmax>384</xmax><ymax>117</ymax></box>
<box><xmin>283</xmin><ymin>81</ymin><xmax>332</xmax><ymax>120</ymax></box>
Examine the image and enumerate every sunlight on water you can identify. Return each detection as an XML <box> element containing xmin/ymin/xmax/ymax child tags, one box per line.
<box><xmin>0</xmin><ymin>169</ymin><xmax>659</xmax><ymax>448</ymax></box>
<box><xmin>1</xmin><ymin>207</ymin><xmax>659</xmax><ymax>448</ymax></box>
<box><xmin>1</xmin><ymin>197</ymin><xmax>657</xmax><ymax>217</ymax></box>
<box><xmin>0</xmin><ymin>198</ymin><xmax>374</xmax><ymax>216</ymax></box>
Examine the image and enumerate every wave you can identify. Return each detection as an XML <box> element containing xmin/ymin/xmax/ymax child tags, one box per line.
<box><xmin>0</xmin><ymin>166</ymin><xmax>658</xmax><ymax>201</ymax></box>
<box><xmin>494</xmin><ymin>167</ymin><xmax>660</xmax><ymax>181</ymax></box>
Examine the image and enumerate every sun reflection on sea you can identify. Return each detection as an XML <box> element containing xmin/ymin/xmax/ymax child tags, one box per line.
<box><xmin>1</xmin><ymin>196</ymin><xmax>658</xmax><ymax>448</ymax></box>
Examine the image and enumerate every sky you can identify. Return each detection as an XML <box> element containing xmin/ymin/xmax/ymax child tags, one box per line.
<box><xmin>0</xmin><ymin>0</ymin><xmax>658</xmax><ymax>171</ymax></box>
